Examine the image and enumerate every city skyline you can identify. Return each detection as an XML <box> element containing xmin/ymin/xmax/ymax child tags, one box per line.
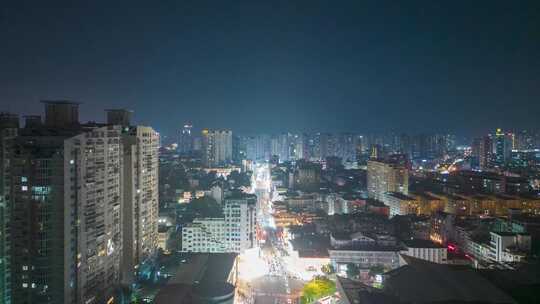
<box><xmin>1</xmin><ymin>2</ymin><xmax>540</xmax><ymax>303</ymax></box>
<box><xmin>1</xmin><ymin>1</ymin><xmax>539</xmax><ymax>136</ymax></box>
<box><xmin>0</xmin><ymin>101</ymin><xmax>538</xmax><ymax>140</ymax></box>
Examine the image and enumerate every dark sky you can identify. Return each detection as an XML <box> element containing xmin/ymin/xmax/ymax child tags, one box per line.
<box><xmin>1</xmin><ymin>1</ymin><xmax>539</xmax><ymax>136</ymax></box>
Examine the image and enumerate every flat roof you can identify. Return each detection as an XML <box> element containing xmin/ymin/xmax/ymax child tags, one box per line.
<box><xmin>386</xmin><ymin>192</ymin><xmax>416</xmax><ymax>200</ymax></box>
<box><xmin>167</xmin><ymin>253</ymin><xmax>237</xmax><ymax>285</ymax></box>
<box><xmin>41</xmin><ymin>100</ymin><xmax>81</xmax><ymax>105</ymax></box>
<box><xmin>330</xmin><ymin>244</ymin><xmax>402</xmax><ymax>252</ymax></box>
<box><xmin>384</xmin><ymin>255</ymin><xmax>517</xmax><ymax>303</ymax></box>
<box><xmin>403</xmin><ymin>239</ymin><xmax>445</xmax><ymax>248</ymax></box>
<box><xmin>336</xmin><ymin>276</ymin><xmax>401</xmax><ymax>304</ymax></box>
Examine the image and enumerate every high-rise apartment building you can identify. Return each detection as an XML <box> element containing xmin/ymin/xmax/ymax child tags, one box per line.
<box><xmin>493</xmin><ymin>128</ymin><xmax>513</xmax><ymax>167</ymax></box>
<box><xmin>292</xmin><ymin>134</ymin><xmax>305</xmax><ymax>161</ymax></box>
<box><xmin>202</xmin><ymin>129</ymin><xmax>232</xmax><ymax>167</ymax></box>
<box><xmin>9</xmin><ymin>101</ymin><xmax>123</xmax><ymax>304</ymax></box>
<box><xmin>178</xmin><ymin>123</ymin><xmax>193</xmax><ymax>154</ymax></box>
<box><xmin>104</xmin><ymin>109</ymin><xmax>160</xmax><ymax>285</ymax></box>
<box><xmin>367</xmin><ymin>159</ymin><xmax>409</xmax><ymax>201</ymax></box>
<box><xmin>120</xmin><ymin>125</ymin><xmax>159</xmax><ymax>285</ymax></box>
<box><xmin>0</xmin><ymin>113</ymin><xmax>18</xmax><ymax>304</ymax></box>
<box><xmin>3</xmin><ymin>103</ymin><xmax>160</xmax><ymax>304</ymax></box>
<box><xmin>106</xmin><ymin>109</ymin><xmax>133</xmax><ymax>127</ymax></box>
<box><xmin>472</xmin><ymin>136</ymin><xmax>492</xmax><ymax>170</ymax></box>
<box><xmin>42</xmin><ymin>100</ymin><xmax>80</xmax><ymax>128</ymax></box>
<box><xmin>336</xmin><ymin>133</ymin><xmax>357</xmax><ymax>163</ymax></box>
<box><xmin>514</xmin><ymin>130</ymin><xmax>536</xmax><ymax>150</ymax></box>
<box><xmin>293</xmin><ymin>161</ymin><xmax>322</xmax><ymax>190</ymax></box>
<box><xmin>270</xmin><ymin>133</ymin><xmax>290</xmax><ymax>163</ymax></box>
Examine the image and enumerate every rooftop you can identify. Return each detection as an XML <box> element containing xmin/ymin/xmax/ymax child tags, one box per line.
<box><xmin>225</xmin><ymin>190</ymin><xmax>257</xmax><ymax>201</ymax></box>
<box><xmin>167</xmin><ymin>253</ymin><xmax>237</xmax><ymax>285</ymax></box>
<box><xmin>336</xmin><ymin>276</ymin><xmax>402</xmax><ymax>304</ymax></box>
<box><xmin>41</xmin><ymin>100</ymin><xmax>81</xmax><ymax>105</ymax></box>
<box><xmin>385</xmin><ymin>192</ymin><xmax>416</xmax><ymax>201</ymax></box>
<box><xmin>330</xmin><ymin>244</ymin><xmax>402</xmax><ymax>252</ymax></box>
<box><xmin>403</xmin><ymin>239</ymin><xmax>445</xmax><ymax>249</ymax></box>
<box><xmin>383</xmin><ymin>255</ymin><xmax>517</xmax><ymax>304</ymax></box>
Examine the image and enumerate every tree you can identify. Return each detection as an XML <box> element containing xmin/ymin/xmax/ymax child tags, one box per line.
<box><xmin>321</xmin><ymin>263</ymin><xmax>335</xmax><ymax>275</ymax></box>
<box><xmin>300</xmin><ymin>277</ymin><xmax>336</xmax><ymax>304</ymax></box>
<box><xmin>368</xmin><ymin>264</ymin><xmax>385</xmax><ymax>277</ymax></box>
<box><xmin>228</xmin><ymin>171</ymin><xmax>251</xmax><ymax>188</ymax></box>
<box><xmin>183</xmin><ymin>196</ymin><xmax>223</xmax><ymax>221</ymax></box>
<box><xmin>346</xmin><ymin>263</ymin><xmax>360</xmax><ymax>279</ymax></box>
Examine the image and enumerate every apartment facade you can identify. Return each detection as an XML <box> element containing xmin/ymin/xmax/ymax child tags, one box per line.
<box><xmin>367</xmin><ymin>160</ymin><xmax>409</xmax><ymax>201</ymax></box>
<box><xmin>121</xmin><ymin>126</ymin><xmax>159</xmax><ymax>285</ymax></box>
<box><xmin>9</xmin><ymin>123</ymin><xmax>123</xmax><ymax>304</ymax></box>
<box><xmin>181</xmin><ymin>192</ymin><xmax>257</xmax><ymax>253</ymax></box>
<box><xmin>0</xmin><ymin>113</ymin><xmax>18</xmax><ymax>304</ymax></box>
<box><xmin>201</xmin><ymin>129</ymin><xmax>233</xmax><ymax>167</ymax></box>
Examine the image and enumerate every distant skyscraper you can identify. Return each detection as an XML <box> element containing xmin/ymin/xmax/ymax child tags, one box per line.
<box><xmin>178</xmin><ymin>123</ymin><xmax>193</xmax><ymax>154</ymax></box>
<box><xmin>192</xmin><ymin>135</ymin><xmax>203</xmax><ymax>152</ymax></box>
<box><xmin>367</xmin><ymin>158</ymin><xmax>409</xmax><ymax>201</ymax></box>
<box><xmin>42</xmin><ymin>100</ymin><xmax>80</xmax><ymax>128</ymax></box>
<box><xmin>232</xmin><ymin>134</ymin><xmax>244</xmax><ymax>163</ymax></box>
<box><xmin>202</xmin><ymin>129</ymin><xmax>233</xmax><ymax>167</ymax></box>
<box><xmin>472</xmin><ymin>136</ymin><xmax>492</xmax><ymax>170</ymax></box>
<box><xmin>294</xmin><ymin>160</ymin><xmax>322</xmax><ymax>190</ymax></box>
<box><xmin>245</xmin><ymin>135</ymin><xmax>270</xmax><ymax>161</ymax></box>
<box><xmin>270</xmin><ymin>133</ymin><xmax>290</xmax><ymax>163</ymax></box>
<box><xmin>493</xmin><ymin>128</ymin><xmax>513</xmax><ymax>167</ymax></box>
<box><xmin>292</xmin><ymin>134</ymin><xmax>305</xmax><ymax>161</ymax></box>
<box><xmin>515</xmin><ymin>130</ymin><xmax>535</xmax><ymax>150</ymax></box>
<box><xmin>106</xmin><ymin>109</ymin><xmax>133</xmax><ymax>126</ymax></box>
<box><xmin>337</xmin><ymin>133</ymin><xmax>357</xmax><ymax>163</ymax></box>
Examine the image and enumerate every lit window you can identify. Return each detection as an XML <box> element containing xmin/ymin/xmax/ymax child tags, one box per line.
<box><xmin>22</xmin><ymin>283</ymin><xmax>28</xmax><ymax>288</ymax></box>
<box><xmin>22</xmin><ymin>186</ymin><xmax>28</xmax><ymax>191</ymax></box>
<box><xmin>21</xmin><ymin>177</ymin><xmax>28</xmax><ymax>183</ymax></box>
<box><xmin>70</xmin><ymin>159</ymin><xmax>75</xmax><ymax>165</ymax></box>
<box><xmin>22</xmin><ymin>265</ymin><xmax>28</xmax><ymax>271</ymax></box>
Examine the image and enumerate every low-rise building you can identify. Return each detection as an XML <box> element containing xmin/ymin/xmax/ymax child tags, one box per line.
<box><xmin>181</xmin><ymin>192</ymin><xmax>257</xmax><ymax>253</ymax></box>
<box><xmin>381</xmin><ymin>192</ymin><xmax>419</xmax><ymax>217</ymax></box>
<box><xmin>381</xmin><ymin>256</ymin><xmax>517</xmax><ymax>304</ymax></box>
<box><xmin>155</xmin><ymin>253</ymin><xmax>238</xmax><ymax>304</ymax></box>
<box><xmin>182</xmin><ymin>218</ymin><xmax>227</xmax><ymax>253</ymax></box>
<box><xmin>401</xmin><ymin>239</ymin><xmax>447</xmax><ymax>264</ymax></box>
<box><xmin>429</xmin><ymin>211</ymin><xmax>455</xmax><ymax>245</ymax></box>
<box><xmin>158</xmin><ymin>226</ymin><xmax>174</xmax><ymax>254</ymax></box>
<box><xmin>489</xmin><ymin>232</ymin><xmax>531</xmax><ymax>263</ymax></box>
<box><xmin>329</xmin><ymin>245</ymin><xmax>402</xmax><ymax>273</ymax></box>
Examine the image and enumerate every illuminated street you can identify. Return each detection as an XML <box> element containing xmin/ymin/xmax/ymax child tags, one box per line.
<box><xmin>238</xmin><ymin>163</ymin><xmax>306</xmax><ymax>304</ymax></box>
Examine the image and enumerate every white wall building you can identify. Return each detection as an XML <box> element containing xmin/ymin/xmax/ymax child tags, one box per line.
<box><xmin>182</xmin><ymin>218</ymin><xmax>227</xmax><ymax>252</ymax></box>
<box><xmin>223</xmin><ymin>193</ymin><xmax>257</xmax><ymax>252</ymax></box>
<box><xmin>202</xmin><ymin>129</ymin><xmax>233</xmax><ymax>167</ymax></box>
<box><xmin>329</xmin><ymin>246</ymin><xmax>401</xmax><ymax>271</ymax></box>
<box><xmin>367</xmin><ymin>160</ymin><xmax>409</xmax><ymax>201</ymax></box>
<box><xmin>489</xmin><ymin>232</ymin><xmax>531</xmax><ymax>263</ymax></box>
<box><xmin>381</xmin><ymin>192</ymin><xmax>418</xmax><ymax>218</ymax></box>
<box><xmin>181</xmin><ymin>192</ymin><xmax>257</xmax><ymax>253</ymax></box>
<box><xmin>401</xmin><ymin>239</ymin><xmax>447</xmax><ymax>264</ymax></box>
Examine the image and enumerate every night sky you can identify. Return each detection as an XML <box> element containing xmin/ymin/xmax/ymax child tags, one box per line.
<box><xmin>1</xmin><ymin>1</ymin><xmax>539</xmax><ymax>136</ymax></box>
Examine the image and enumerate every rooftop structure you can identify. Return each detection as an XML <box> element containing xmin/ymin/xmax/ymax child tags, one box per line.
<box><xmin>383</xmin><ymin>256</ymin><xmax>517</xmax><ymax>303</ymax></box>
